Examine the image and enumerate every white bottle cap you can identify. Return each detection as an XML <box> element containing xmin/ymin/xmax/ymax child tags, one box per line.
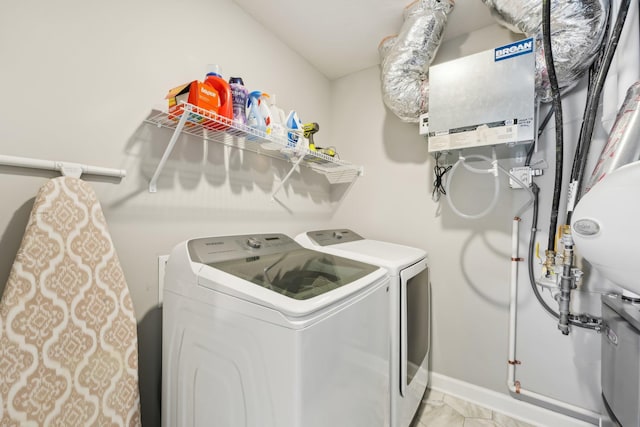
<box><xmin>207</xmin><ymin>64</ymin><xmax>221</xmax><ymax>76</ymax></box>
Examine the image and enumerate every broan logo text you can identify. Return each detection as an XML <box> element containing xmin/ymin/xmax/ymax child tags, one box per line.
<box><xmin>494</xmin><ymin>38</ymin><xmax>534</xmax><ymax>62</ymax></box>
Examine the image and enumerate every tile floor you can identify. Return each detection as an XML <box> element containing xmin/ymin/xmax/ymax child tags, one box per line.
<box><xmin>411</xmin><ymin>389</ymin><xmax>536</xmax><ymax>427</ymax></box>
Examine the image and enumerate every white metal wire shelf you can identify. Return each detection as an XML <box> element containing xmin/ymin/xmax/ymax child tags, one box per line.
<box><xmin>144</xmin><ymin>103</ymin><xmax>363</xmax><ymax>194</ymax></box>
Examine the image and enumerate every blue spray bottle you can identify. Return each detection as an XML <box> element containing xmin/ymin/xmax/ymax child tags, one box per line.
<box><xmin>286</xmin><ymin>110</ymin><xmax>303</xmax><ymax>149</ymax></box>
<box><xmin>246</xmin><ymin>91</ymin><xmax>265</xmax><ymax>138</ymax></box>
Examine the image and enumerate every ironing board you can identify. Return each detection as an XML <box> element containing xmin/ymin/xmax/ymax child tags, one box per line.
<box><xmin>0</xmin><ymin>176</ymin><xmax>141</xmax><ymax>426</ymax></box>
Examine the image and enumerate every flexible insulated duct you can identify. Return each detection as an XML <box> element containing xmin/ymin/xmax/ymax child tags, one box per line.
<box><xmin>379</xmin><ymin>0</ymin><xmax>454</xmax><ymax>123</ymax></box>
<box><xmin>482</xmin><ymin>0</ymin><xmax>609</xmax><ymax>102</ymax></box>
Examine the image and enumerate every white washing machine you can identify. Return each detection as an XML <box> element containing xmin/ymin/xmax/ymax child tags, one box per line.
<box><xmin>162</xmin><ymin>233</ymin><xmax>391</xmax><ymax>427</ymax></box>
<box><xmin>295</xmin><ymin>229</ymin><xmax>430</xmax><ymax>427</ymax></box>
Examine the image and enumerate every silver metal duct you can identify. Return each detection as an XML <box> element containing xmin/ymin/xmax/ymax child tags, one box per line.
<box><xmin>378</xmin><ymin>34</ymin><xmax>398</xmax><ymax>62</ymax></box>
<box><xmin>482</xmin><ymin>0</ymin><xmax>609</xmax><ymax>102</ymax></box>
<box><xmin>379</xmin><ymin>0</ymin><xmax>454</xmax><ymax>123</ymax></box>
<box><xmin>586</xmin><ymin>81</ymin><xmax>640</xmax><ymax>192</ymax></box>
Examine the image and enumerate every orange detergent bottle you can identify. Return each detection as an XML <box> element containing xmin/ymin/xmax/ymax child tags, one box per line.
<box><xmin>205</xmin><ymin>64</ymin><xmax>233</xmax><ymax>129</ymax></box>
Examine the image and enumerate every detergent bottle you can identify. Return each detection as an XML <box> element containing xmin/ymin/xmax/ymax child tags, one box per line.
<box><xmin>258</xmin><ymin>93</ymin><xmax>272</xmax><ymax>136</ymax></box>
<box><xmin>204</xmin><ymin>64</ymin><xmax>233</xmax><ymax>128</ymax></box>
<box><xmin>229</xmin><ymin>77</ymin><xmax>248</xmax><ymax>126</ymax></box>
<box><xmin>247</xmin><ymin>91</ymin><xmax>266</xmax><ymax>138</ymax></box>
<box><xmin>268</xmin><ymin>94</ymin><xmax>287</xmax><ymax>140</ymax></box>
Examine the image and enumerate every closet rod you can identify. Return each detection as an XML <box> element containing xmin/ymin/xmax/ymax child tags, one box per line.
<box><xmin>0</xmin><ymin>155</ymin><xmax>126</xmax><ymax>179</ymax></box>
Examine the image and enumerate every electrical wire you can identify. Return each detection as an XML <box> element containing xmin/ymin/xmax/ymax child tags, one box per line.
<box><xmin>432</xmin><ymin>152</ymin><xmax>452</xmax><ymax>201</ymax></box>
<box><xmin>542</xmin><ymin>0</ymin><xmax>565</xmax><ymax>253</ymax></box>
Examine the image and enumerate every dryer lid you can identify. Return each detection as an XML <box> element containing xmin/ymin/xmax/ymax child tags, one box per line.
<box><xmin>297</xmin><ymin>230</ymin><xmax>427</xmax><ymax>274</ymax></box>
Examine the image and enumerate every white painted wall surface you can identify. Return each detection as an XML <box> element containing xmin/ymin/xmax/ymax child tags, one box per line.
<box><xmin>0</xmin><ymin>0</ymin><xmax>336</xmax><ymax>425</ymax></box>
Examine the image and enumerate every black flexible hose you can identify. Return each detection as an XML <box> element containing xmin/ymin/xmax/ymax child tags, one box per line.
<box><xmin>570</xmin><ymin>0</ymin><xmax>631</xmax><ymax>212</ymax></box>
<box><xmin>566</xmin><ymin>16</ymin><xmax>610</xmax><ymax>222</ymax></box>
<box><xmin>542</xmin><ymin>0</ymin><xmax>564</xmax><ymax>252</ymax></box>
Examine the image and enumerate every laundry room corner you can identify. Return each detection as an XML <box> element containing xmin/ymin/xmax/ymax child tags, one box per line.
<box><xmin>2</xmin><ymin>0</ymin><xmax>640</xmax><ymax>425</ymax></box>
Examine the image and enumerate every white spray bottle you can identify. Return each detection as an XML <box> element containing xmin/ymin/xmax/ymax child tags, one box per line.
<box><xmin>268</xmin><ymin>94</ymin><xmax>287</xmax><ymax>141</ymax></box>
<box><xmin>258</xmin><ymin>93</ymin><xmax>272</xmax><ymax>136</ymax></box>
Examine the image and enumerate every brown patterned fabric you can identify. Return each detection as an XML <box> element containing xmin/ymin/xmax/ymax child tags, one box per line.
<box><xmin>1</xmin><ymin>177</ymin><xmax>141</xmax><ymax>426</ymax></box>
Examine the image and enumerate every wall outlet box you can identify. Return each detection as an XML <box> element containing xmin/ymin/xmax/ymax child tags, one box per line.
<box><xmin>509</xmin><ymin>166</ymin><xmax>532</xmax><ymax>188</ymax></box>
<box><xmin>158</xmin><ymin>255</ymin><xmax>169</xmax><ymax>305</ymax></box>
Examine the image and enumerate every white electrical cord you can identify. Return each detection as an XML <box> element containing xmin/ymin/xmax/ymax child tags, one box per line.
<box><xmin>445</xmin><ymin>148</ymin><xmax>535</xmax><ymax>219</ymax></box>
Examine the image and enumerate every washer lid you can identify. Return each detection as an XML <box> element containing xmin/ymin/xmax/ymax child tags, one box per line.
<box><xmin>207</xmin><ymin>247</ymin><xmax>379</xmax><ymax>301</ymax></box>
<box><xmin>187</xmin><ymin>233</ymin><xmax>387</xmax><ymax>317</ymax></box>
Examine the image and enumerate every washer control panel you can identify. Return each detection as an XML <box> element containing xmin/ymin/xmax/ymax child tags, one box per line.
<box><xmin>306</xmin><ymin>229</ymin><xmax>364</xmax><ymax>246</ymax></box>
<box><xmin>187</xmin><ymin>233</ymin><xmax>299</xmax><ymax>264</ymax></box>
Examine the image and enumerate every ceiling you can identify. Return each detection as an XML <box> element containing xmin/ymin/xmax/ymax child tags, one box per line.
<box><xmin>233</xmin><ymin>0</ymin><xmax>498</xmax><ymax>80</ymax></box>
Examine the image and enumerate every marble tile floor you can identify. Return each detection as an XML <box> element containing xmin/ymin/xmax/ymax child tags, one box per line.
<box><xmin>411</xmin><ymin>389</ymin><xmax>536</xmax><ymax>427</ymax></box>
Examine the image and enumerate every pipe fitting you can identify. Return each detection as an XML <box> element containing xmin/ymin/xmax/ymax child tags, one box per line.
<box><xmin>561</xmin><ymin>225</ymin><xmax>573</xmax><ymax>247</ymax></box>
<box><xmin>544</xmin><ymin>250</ymin><xmax>556</xmax><ymax>277</ymax></box>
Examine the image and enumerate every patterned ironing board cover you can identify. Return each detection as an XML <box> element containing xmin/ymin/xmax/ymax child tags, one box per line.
<box><xmin>0</xmin><ymin>176</ymin><xmax>141</xmax><ymax>426</ymax></box>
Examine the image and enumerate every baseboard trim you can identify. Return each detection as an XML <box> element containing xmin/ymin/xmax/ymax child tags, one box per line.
<box><xmin>429</xmin><ymin>373</ymin><xmax>598</xmax><ymax>427</ymax></box>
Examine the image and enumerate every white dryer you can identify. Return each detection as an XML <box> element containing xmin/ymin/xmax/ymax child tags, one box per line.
<box><xmin>295</xmin><ymin>229</ymin><xmax>430</xmax><ymax>427</ymax></box>
<box><xmin>162</xmin><ymin>233</ymin><xmax>390</xmax><ymax>427</ymax></box>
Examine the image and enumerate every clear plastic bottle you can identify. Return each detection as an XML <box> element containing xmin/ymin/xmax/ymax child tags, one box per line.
<box><xmin>268</xmin><ymin>94</ymin><xmax>287</xmax><ymax>140</ymax></box>
<box><xmin>259</xmin><ymin>93</ymin><xmax>272</xmax><ymax>136</ymax></box>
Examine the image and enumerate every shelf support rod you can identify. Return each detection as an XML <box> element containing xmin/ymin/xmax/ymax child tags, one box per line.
<box><xmin>0</xmin><ymin>154</ymin><xmax>126</xmax><ymax>179</ymax></box>
<box><xmin>271</xmin><ymin>155</ymin><xmax>305</xmax><ymax>201</ymax></box>
<box><xmin>149</xmin><ymin>106</ymin><xmax>191</xmax><ymax>192</ymax></box>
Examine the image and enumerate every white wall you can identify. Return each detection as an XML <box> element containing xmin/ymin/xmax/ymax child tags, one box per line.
<box><xmin>331</xmin><ymin>12</ymin><xmax>639</xmax><ymax>422</ymax></box>
<box><xmin>0</xmin><ymin>1</ymin><xmax>338</xmax><ymax>425</ymax></box>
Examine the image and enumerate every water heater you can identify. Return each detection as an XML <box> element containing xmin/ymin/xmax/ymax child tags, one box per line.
<box><xmin>427</xmin><ymin>38</ymin><xmax>536</xmax><ymax>153</ymax></box>
<box><xmin>571</xmin><ymin>160</ymin><xmax>640</xmax><ymax>297</ymax></box>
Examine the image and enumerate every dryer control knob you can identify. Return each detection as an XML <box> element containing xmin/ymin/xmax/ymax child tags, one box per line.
<box><xmin>247</xmin><ymin>237</ymin><xmax>262</xmax><ymax>249</ymax></box>
<box><xmin>333</xmin><ymin>231</ymin><xmax>343</xmax><ymax>239</ymax></box>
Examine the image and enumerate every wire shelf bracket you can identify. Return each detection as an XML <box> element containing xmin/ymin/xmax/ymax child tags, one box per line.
<box><xmin>144</xmin><ymin>102</ymin><xmax>363</xmax><ymax>194</ymax></box>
